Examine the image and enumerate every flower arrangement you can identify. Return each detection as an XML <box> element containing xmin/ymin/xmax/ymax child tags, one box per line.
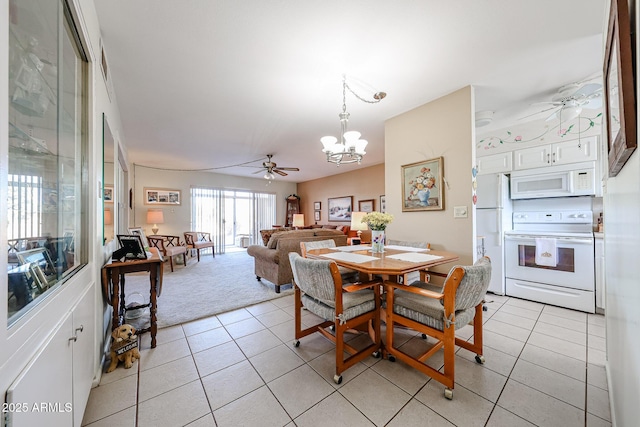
<box><xmin>407</xmin><ymin>166</ymin><xmax>436</xmax><ymax>202</ymax></box>
<box><xmin>360</xmin><ymin>211</ymin><xmax>394</xmax><ymax>231</ymax></box>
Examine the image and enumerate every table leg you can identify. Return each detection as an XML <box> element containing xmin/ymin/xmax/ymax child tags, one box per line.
<box><xmin>149</xmin><ymin>264</ymin><xmax>158</xmax><ymax>348</ymax></box>
<box><xmin>110</xmin><ymin>268</ymin><xmax>120</xmax><ymax>332</ymax></box>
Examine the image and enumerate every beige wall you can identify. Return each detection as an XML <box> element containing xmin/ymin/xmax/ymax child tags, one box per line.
<box><xmin>297</xmin><ymin>164</ymin><xmax>385</xmax><ymax>227</ymax></box>
<box><xmin>132</xmin><ymin>165</ymin><xmax>297</xmax><ymax>237</ymax></box>
<box><xmin>384</xmin><ymin>86</ymin><xmax>475</xmax><ymax>269</ymax></box>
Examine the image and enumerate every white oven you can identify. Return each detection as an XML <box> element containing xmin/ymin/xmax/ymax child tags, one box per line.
<box><xmin>504</xmin><ymin>209</ymin><xmax>595</xmax><ymax>313</ymax></box>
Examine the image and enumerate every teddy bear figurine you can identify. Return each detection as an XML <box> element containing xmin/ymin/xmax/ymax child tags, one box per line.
<box><xmin>107</xmin><ymin>324</ymin><xmax>141</xmax><ymax>372</ymax></box>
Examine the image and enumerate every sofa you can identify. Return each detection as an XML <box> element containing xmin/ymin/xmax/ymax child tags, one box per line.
<box><xmin>247</xmin><ymin>228</ymin><xmax>348</xmax><ymax>293</ymax></box>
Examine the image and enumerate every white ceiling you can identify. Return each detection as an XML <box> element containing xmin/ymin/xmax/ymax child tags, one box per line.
<box><xmin>94</xmin><ymin>0</ymin><xmax>607</xmax><ymax>183</ymax></box>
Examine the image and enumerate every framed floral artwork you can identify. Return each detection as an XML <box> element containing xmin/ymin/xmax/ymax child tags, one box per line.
<box><xmin>401</xmin><ymin>157</ymin><xmax>444</xmax><ymax>211</ymax></box>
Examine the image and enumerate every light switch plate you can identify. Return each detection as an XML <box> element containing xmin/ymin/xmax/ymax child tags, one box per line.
<box><xmin>454</xmin><ymin>206</ymin><xmax>468</xmax><ymax>218</ymax></box>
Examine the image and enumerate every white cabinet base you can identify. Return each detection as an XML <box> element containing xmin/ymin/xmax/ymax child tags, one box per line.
<box><xmin>506</xmin><ymin>278</ymin><xmax>595</xmax><ymax>313</ymax></box>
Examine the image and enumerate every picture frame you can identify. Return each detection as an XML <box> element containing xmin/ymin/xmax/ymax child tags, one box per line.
<box><xmin>128</xmin><ymin>227</ymin><xmax>149</xmax><ymax>248</ymax></box>
<box><xmin>314</xmin><ymin>201</ymin><xmax>321</xmax><ymax>210</ymax></box>
<box><xmin>401</xmin><ymin>156</ymin><xmax>444</xmax><ymax>212</ymax></box>
<box><xmin>380</xmin><ymin>195</ymin><xmax>386</xmax><ymax>213</ymax></box>
<box><xmin>314</xmin><ymin>211</ymin><xmax>320</xmax><ymax>221</ymax></box>
<box><xmin>104</xmin><ymin>186</ymin><xmax>113</xmax><ymax>202</ymax></box>
<box><xmin>328</xmin><ymin>196</ymin><xmax>353</xmax><ymax>221</ymax></box>
<box><xmin>144</xmin><ymin>187</ymin><xmax>181</xmax><ymax>205</ymax></box>
<box><xmin>358</xmin><ymin>199</ymin><xmax>375</xmax><ymax>213</ymax></box>
<box><xmin>603</xmin><ymin>0</ymin><xmax>636</xmax><ymax>177</ymax></box>
<box><xmin>16</xmin><ymin>248</ymin><xmax>57</xmax><ymax>291</ymax></box>
<box><xmin>117</xmin><ymin>234</ymin><xmax>147</xmax><ymax>260</ymax></box>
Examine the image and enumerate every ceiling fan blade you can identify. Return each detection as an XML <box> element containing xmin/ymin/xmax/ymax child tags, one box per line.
<box><xmin>584</xmin><ymin>97</ymin><xmax>602</xmax><ymax>110</ymax></box>
<box><xmin>518</xmin><ymin>105</ymin><xmax>559</xmax><ymax>121</ymax></box>
<box><xmin>544</xmin><ymin>107</ymin><xmax>562</xmax><ymax>122</ymax></box>
<box><xmin>251</xmin><ymin>169</ymin><xmax>263</xmax><ymax>174</ymax></box>
<box><xmin>572</xmin><ymin>83</ymin><xmax>602</xmax><ymax>98</ymax></box>
<box><xmin>274</xmin><ymin>170</ymin><xmax>288</xmax><ymax>176</ymax></box>
<box><xmin>276</xmin><ymin>167</ymin><xmax>299</xmax><ymax>171</ymax></box>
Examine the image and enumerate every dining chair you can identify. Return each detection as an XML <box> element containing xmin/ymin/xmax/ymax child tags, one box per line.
<box><xmin>289</xmin><ymin>252</ymin><xmax>381</xmax><ymax>384</ymax></box>
<box><xmin>386</xmin><ymin>239</ymin><xmax>430</xmax><ymax>285</ymax></box>
<box><xmin>299</xmin><ymin>239</ymin><xmax>360</xmax><ymax>282</ymax></box>
<box><xmin>384</xmin><ymin>256</ymin><xmax>492</xmax><ymax>399</ymax></box>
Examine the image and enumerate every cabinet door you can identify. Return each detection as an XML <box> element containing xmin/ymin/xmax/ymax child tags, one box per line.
<box><xmin>477</xmin><ymin>152</ymin><xmax>512</xmax><ymax>175</ymax></box>
<box><xmin>72</xmin><ymin>284</ymin><xmax>96</xmax><ymax>427</ymax></box>
<box><xmin>595</xmin><ymin>238</ymin><xmax>605</xmax><ymax>310</ymax></box>
<box><xmin>552</xmin><ymin>137</ymin><xmax>598</xmax><ymax>165</ymax></box>
<box><xmin>513</xmin><ymin>145</ymin><xmax>551</xmax><ymax>170</ymax></box>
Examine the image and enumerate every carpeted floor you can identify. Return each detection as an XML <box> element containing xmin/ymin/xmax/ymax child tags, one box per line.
<box><xmin>123</xmin><ymin>250</ymin><xmax>293</xmax><ymax>328</ymax></box>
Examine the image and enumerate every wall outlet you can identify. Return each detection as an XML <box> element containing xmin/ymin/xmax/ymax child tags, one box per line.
<box><xmin>454</xmin><ymin>206</ymin><xmax>468</xmax><ymax>218</ymax></box>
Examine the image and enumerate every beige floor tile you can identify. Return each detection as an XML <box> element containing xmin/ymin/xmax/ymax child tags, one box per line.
<box><xmin>457</xmin><ymin>345</ymin><xmax>517</xmax><ymax>377</ymax></box>
<box><xmin>187</xmin><ymin>326</ymin><xmax>233</xmax><ymax>353</ymax></box>
<box><xmin>140</xmin><ymin>324</ymin><xmax>185</xmax><ymax>349</ymax></box>
<box><xmin>490</xmin><ymin>310</ymin><xmax>537</xmax><ymax>330</ymax></box>
<box><xmin>496</xmin><ymin>303</ymin><xmax>540</xmax><ymax>321</ymax></box>
<box><xmin>193</xmin><ymin>341</ymin><xmax>247</xmax><ymax>377</ymax></box>
<box><xmin>256</xmin><ymin>308</ymin><xmax>294</xmax><ymax>328</ymax></box>
<box><xmin>527</xmin><ymin>332</ymin><xmax>586</xmax><ymax>361</ymax></box>
<box><xmin>454</xmin><ymin>323</ymin><xmax>475</xmax><ymax>340</ymax></box>
<box><xmin>249</xmin><ymin>343</ymin><xmax>305</xmax><ymax>383</ymax></box>
<box><xmin>82</xmin><ymin>406</ymin><xmax>136</xmax><ymax>427</ymax></box>
<box><xmin>201</xmin><ymin>359</ymin><xmax>264</xmax><ymax>411</ymax></box>
<box><xmin>538</xmin><ymin>312</ymin><xmax>587</xmax><ymax>333</ymax></box>
<box><xmin>213</xmin><ymin>385</ymin><xmax>291</xmax><ymax>427</ymax></box>
<box><xmin>497</xmin><ymin>379</ymin><xmax>584</xmax><ymax>427</ymax></box>
<box><xmin>372</xmin><ymin>356</ymin><xmax>430</xmax><ymax>395</ymax></box>
<box><xmin>587</xmin><ymin>363</ymin><xmax>608</xmax><ymax>390</ymax></box>
<box><xmin>339</xmin><ymin>369</ymin><xmax>411</xmax><ymax>426</ymax></box>
<box><xmin>307</xmin><ymin>349</ymin><xmax>368</xmax><ymax>388</ymax></box>
<box><xmin>543</xmin><ymin>305</ymin><xmax>588</xmax><ymax>322</ymax></box>
<box><xmin>587</xmin><ymin>384</ymin><xmax>611</xmax><ymax>421</ymax></box>
<box><xmin>185</xmin><ymin>413</ymin><xmax>216</xmax><ymax>426</ymax></box>
<box><xmin>519</xmin><ymin>343</ymin><xmax>586</xmax><ymax>381</ymax></box>
<box><xmin>533</xmin><ymin>321</ymin><xmax>586</xmax><ymax>346</ymax></box>
<box><xmin>486</xmin><ymin>406</ymin><xmax>536</xmax><ymax>427</ymax></box>
<box><xmin>139</xmin><ymin>338</ymin><xmax>191</xmax><ymax>371</ymax></box>
<box><xmin>82</xmin><ymin>375</ymin><xmax>137</xmax><ymax>425</ymax></box>
<box><xmin>453</xmin><ymin>356</ymin><xmax>508</xmax><ymax>403</ymax></box>
<box><xmin>588</xmin><ymin>313</ymin><xmax>606</xmax><ymax>327</ymax></box>
<box><xmin>588</xmin><ymin>323</ymin><xmax>606</xmax><ymax>338</ymax></box>
<box><xmin>416</xmin><ymin>381</ymin><xmax>493</xmax><ymax>427</ymax></box>
<box><xmin>245</xmin><ymin>300</ymin><xmax>280</xmax><ymax>316</ymax></box>
<box><xmin>269</xmin><ymin>364</ymin><xmax>335</xmax><ymax>418</ymax></box>
<box><xmin>98</xmin><ymin>359</ymin><xmax>138</xmax><ymax>386</ymax></box>
<box><xmin>268</xmin><ymin>318</ymin><xmax>297</xmax><ymax>343</ymax></box>
<box><xmin>588</xmin><ymin>334</ymin><xmax>606</xmax><ymax>351</ymax></box>
<box><xmin>235</xmin><ymin>328</ymin><xmax>282</xmax><ymax>358</ymax></box>
<box><xmin>217</xmin><ymin>307</ymin><xmax>253</xmax><ymax>325</ymax></box>
<box><xmin>137</xmin><ymin>380</ymin><xmax>210</xmax><ymax>427</ymax></box>
<box><xmin>271</xmin><ymin>294</ymin><xmax>295</xmax><ymax>309</ymax></box>
<box><xmin>504</xmin><ymin>298</ymin><xmax>544</xmax><ymax>312</ymax></box>
<box><xmin>182</xmin><ymin>316</ymin><xmax>222</xmax><ymax>336</ymax></box>
<box><xmin>294</xmin><ymin>391</ymin><xmax>375</xmax><ymax>427</ymax></box>
<box><xmin>387</xmin><ymin>398</ymin><xmax>454</xmax><ymax>427</ymax></box>
<box><xmin>485</xmin><ymin>293</ymin><xmax>510</xmax><ymax>305</ymax></box>
<box><xmin>588</xmin><ymin>347</ymin><xmax>607</xmax><ymax>366</ymax></box>
<box><xmin>484</xmin><ymin>319</ymin><xmax>532</xmax><ymax>342</ymax></box>
<box><xmin>138</xmin><ymin>356</ymin><xmax>199</xmax><ymax>403</ymax></box>
<box><xmin>510</xmin><ymin>359</ymin><xmax>586</xmax><ymax>409</ymax></box>
<box><xmin>587</xmin><ymin>412</ymin><xmax>612</xmax><ymax>427</ymax></box>
<box><xmin>292</xmin><ymin>331</ymin><xmax>337</xmax><ymax>362</ymax></box>
<box><xmin>225</xmin><ymin>317</ymin><xmax>266</xmax><ymax>339</ymax></box>
<box><xmin>483</xmin><ymin>330</ymin><xmax>526</xmax><ymax>357</ymax></box>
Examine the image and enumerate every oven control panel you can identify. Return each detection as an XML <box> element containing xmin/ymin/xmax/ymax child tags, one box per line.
<box><xmin>513</xmin><ymin>210</ymin><xmax>592</xmax><ymax>224</ymax></box>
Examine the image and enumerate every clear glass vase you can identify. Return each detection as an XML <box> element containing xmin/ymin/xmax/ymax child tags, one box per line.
<box><xmin>371</xmin><ymin>230</ymin><xmax>385</xmax><ymax>253</ymax></box>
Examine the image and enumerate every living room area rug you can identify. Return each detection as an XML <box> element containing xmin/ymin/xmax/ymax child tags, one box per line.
<box><xmin>122</xmin><ymin>250</ymin><xmax>294</xmax><ymax>328</ymax></box>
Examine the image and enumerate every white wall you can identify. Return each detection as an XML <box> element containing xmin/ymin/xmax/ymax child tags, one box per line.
<box><xmin>384</xmin><ymin>86</ymin><xmax>475</xmax><ymax>268</ymax></box>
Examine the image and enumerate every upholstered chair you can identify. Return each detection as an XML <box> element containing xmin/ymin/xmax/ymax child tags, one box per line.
<box><xmin>289</xmin><ymin>252</ymin><xmax>381</xmax><ymax>384</ymax></box>
<box><xmin>299</xmin><ymin>239</ymin><xmax>360</xmax><ymax>282</ymax></box>
<box><xmin>384</xmin><ymin>256</ymin><xmax>492</xmax><ymax>399</ymax></box>
<box><xmin>147</xmin><ymin>235</ymin><xmax>187</xmax><ymax>272</ymax></box>
<box><xmin>386</xmin><ymin>239</ymin><xmax>430</xmax><ymax>285</ymax></box>
<box><xmin>183</xmin><ymin>232</ymin><xmax>215</xmax><ymax>261</ymax></box>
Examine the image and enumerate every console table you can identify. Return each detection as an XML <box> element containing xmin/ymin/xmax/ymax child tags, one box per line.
<box><xmin>101</xmin><ymin>248</ymin><xmax>164</xmax><ymax>348</ymax></box>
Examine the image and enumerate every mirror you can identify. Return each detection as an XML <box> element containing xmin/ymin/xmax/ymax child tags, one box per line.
<box><xmin>103</xmin><ymin>113</ymin><xmax>115</xmax><ymax>245</ymax></box>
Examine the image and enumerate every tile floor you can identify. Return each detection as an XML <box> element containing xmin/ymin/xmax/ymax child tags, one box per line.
<box><xmin>82</xmin><ymin>294</ymin><xmax>611</xmax><ymax>427</ymax></box>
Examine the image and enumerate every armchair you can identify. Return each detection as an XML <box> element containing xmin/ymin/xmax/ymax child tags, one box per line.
<box><xmin>289</xmin><ymin>252</ymin><xmax>381</xmax><ymax>384</ymax></box>
<box><xmin>184</xmin><ymin>232</ymin><xmax>215</xmax><ymax>261</ymax></box>
<box><xmin>384</xmin><ymin>257</ymin><xmax>491</xmax><ymax>399</ymax></box>
<box><xmin>147</xmin><ymin>235</ymin><xmax>187</xmax><ymax>272</ymax></box>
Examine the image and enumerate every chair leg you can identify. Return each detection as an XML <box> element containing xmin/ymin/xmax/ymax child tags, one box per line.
<box><xmin>183</xmin><ymin>252</ymin><xmax>187</xmax><ymax>267</ymax></box>
<box><xmin>169</xmin><ymin>256</ymin><xmax>175</xmax><ymax>272</ymax></box>
<box><xmin>197</xmin><ymin>249</ymin><xmax>201</xmax><ymax>262</ymax></box>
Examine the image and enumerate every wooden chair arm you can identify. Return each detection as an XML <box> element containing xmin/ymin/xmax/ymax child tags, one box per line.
<box><xmin>383</xmin><ymin>280</ymin><xmax>444</xmax><ymax>300</ymax></box>
<box><xmin>343</xmin><ymin>279</ymin><xmax>382</xmax><ymax>293</ymax></box>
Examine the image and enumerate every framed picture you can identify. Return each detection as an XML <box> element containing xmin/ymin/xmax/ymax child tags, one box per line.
<box><xmin>117</xmin><ymin>234</ymin><xmax>147</xmax><ymax>260</ymax></box>
<box><xmin>314</xmin><ymin>201</ymin><xmax>321</xmax><ymax>210</ymax></box>
<box><xmin>16</xmin><ymin>248</ymin><xmax>57</xmax><ymax>291</ymax></box>
<box><xmin>144</xmin><ymin>187</ymin><xmax>181</xmax><ymax>205</ymax></box>
<box><xmin>328</xmin><ymin>196</ymin><xmax>353</xmax><ymax>221</ymax></box>
<box><xmin>358</xmin><ymin>199</ymin><xmax>375</xmax><ymax>213</ymax></box>
<box><xmin>603</xmin><ymin>0</ymin><xmax>636</xmax><ymax>177</ymax></box>
<box><xmin>402</xmin><ymin>156</ymin><xmax>444</xmax><ymax>211</ymax></box>
<box><xmin>314</xmin><ymin>211</ymin><xmax>321</xmax><ymax>221</ymax></box>
<box><xmin>380</xmin><ymin>195</ymin><xmax>386</xmax><ymax>213</ymax></box>
<box><xmin>128</xmin><ymin>227</ymin><xmax>149</xmax><ymax>248</ymax></box>
<box><xmin>104</xmin><ymin>186</ymin><xmax>113</xmax><ymax>202</ymax></box>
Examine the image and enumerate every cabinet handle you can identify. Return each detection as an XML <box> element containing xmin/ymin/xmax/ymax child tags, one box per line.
<box><xmin>76</xmin><ymin>325</ymin><xmax>84</xmax><ymax>333</ymax></box>
<box><xmin>552</xmin><ymin>152</ymin><xmax>556</xmax><ymax>163</ymax></box>
<box><xmin>547</xmin><ymin>153</ymin><xmax>550</xmax><ymax>163</ymax></box>
<box><xmin>69</xmin><ymin>335</ymin><xmax>77</xmax><ymax>342</ymax></box>
<box><xmin>69</xmin><ymin>325</ymin><xmax>84</xmax><ymax>342</ymax></box>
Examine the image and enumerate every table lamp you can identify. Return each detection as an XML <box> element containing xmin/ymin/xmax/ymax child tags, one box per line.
<box><xmin>350</xmin><ymin>211</ymin><xmax>368</xmax><ymax>244</ymax></box>
<box><xmin>146</xmin><ymin>209</ymin><xmax>164</xmax><ymax>234</ymax></box>
<box><xmin>293</xmin><ymin>213</ymin><xmax>305</xmax><ymax>230</ymax></box>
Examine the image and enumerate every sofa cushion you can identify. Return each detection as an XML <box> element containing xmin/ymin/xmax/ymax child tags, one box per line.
<box><xmin>260</xmin><ymin>228</ymin><xmax>291</xmax><ymax>246</ymax></box>
<box><xmin>266</xmin><ymin>229</ymin><xmax>316</xmax><ymax>249</ymax></box>
<box><xmin>322</xmin><ymin>224</ymin><xmax>338</xmax><ymax>229</ymax></box>
<box><xmin>313</xmin><ymin>229</ymin><xmax>346</xmax><ymax>238</ymax></box>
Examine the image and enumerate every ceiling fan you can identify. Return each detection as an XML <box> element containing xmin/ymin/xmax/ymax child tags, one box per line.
<box><xmin>252</xmin><ymin>154</ymin><xmax>300</xmax><ymax>179</ymax></box>
<box><xmin>523</xmin><ymin>81</ymin><xmax>603</xmax><ymax>122</ymax></box>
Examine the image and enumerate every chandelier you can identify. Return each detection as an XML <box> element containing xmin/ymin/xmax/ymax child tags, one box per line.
<box><xmin>321</xmin><ymin>76</ymin><xmax>386</xmax><ymax>165</ymax></box>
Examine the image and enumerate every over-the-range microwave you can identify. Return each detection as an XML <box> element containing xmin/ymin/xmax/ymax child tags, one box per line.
<box><xmin>510</xmin><ymin>161</ymin><xmax>597</xmax><ymax>199</ymax></box>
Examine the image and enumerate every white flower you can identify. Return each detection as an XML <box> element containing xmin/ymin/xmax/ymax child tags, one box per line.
<box><xmin>361</xmin><ymin>211</ymin><xmax>394</xmax><ymax>231</ymax></box>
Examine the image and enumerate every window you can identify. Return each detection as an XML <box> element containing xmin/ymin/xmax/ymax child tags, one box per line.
<box><xmin>7</xmin><ymin>0</ymin><xmax>88</xmax><ymax>326</ymax></box>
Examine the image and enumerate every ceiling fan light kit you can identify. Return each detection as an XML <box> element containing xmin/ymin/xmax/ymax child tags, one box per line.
<box><xmin>321</xmin><ymin>75</ymin><xmax>385</xmax><ymax>166</ymax></box>
<box><xmin>254</xmin><ymin>154</ymin><xmax>299</xmax><ymax>181</ymax></box>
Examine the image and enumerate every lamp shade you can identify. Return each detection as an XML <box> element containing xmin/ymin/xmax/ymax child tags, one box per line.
<box><xmin>146</xmin><ymin>209</ymin><xmax>164</xmax><ymax>225</ymax></box>
<box><xmin>292</xmin><ymin>213</ymin><xmax>305</xmax><ymax>228</ymax></box>
<box><xmin>104</xmin><ymin>208</ymin><xmax>113</xmax><ymax>225</ymax></box>
<box><xmin>350</xmin><ymin>212</ymin><xmax>368</xmax><ymax>231</ymax></box>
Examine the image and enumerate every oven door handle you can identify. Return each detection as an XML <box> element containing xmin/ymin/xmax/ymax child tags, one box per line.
<box><xmin>505</xmin><ymin>235</ymin><xmax>593</xmax><ymax>244</ymax></box>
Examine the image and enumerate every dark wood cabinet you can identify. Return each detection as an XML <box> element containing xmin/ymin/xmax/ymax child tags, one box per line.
<box><xmin>285</xmin><ymin>195</ymin><xmax>300</xmax><ymax>227</ymax></box>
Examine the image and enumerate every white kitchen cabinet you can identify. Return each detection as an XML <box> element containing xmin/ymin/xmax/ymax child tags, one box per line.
<box><xmin>513</xmin><ymin>136</ymin><xmax>598</xmax><ymax>170</ymax></box>
<box><xmin>595</xmin><ymin>234</ymin><xmax>605</xmax><ymax>312</ymax></box>
<box><xmin>477</xmin><ymin>152</ymin><xmax>513</xmax><ymax>175</ymax></box>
